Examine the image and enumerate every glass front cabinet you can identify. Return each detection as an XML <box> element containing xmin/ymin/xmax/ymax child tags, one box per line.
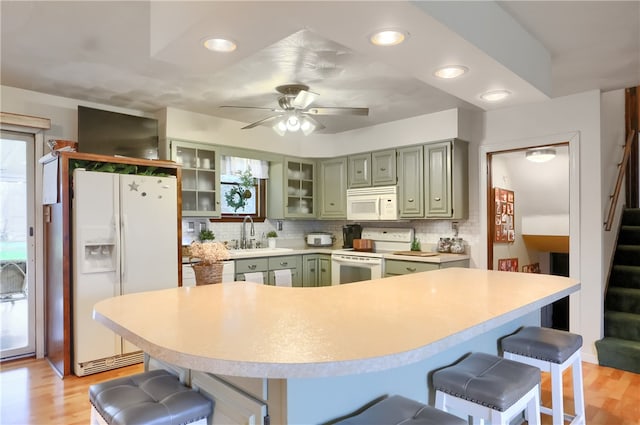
<box><xmin>284</xmin><ymin>158</ymin><xmax>315</xmax><ymax>218</ymax></box>
<box><xmin>170</xmin><ymin>140</ymin><xmax>221</xmax><ymax>217</ymax></box>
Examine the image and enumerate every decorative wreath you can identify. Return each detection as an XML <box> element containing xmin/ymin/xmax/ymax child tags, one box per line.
<box><xmin>225</xmin><ymin>185</ymin><xmax>249</xmax><ymax>212</ymax></box>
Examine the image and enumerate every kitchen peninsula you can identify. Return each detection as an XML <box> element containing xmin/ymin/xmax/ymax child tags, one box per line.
<box><xmin>94</xmin><ymin>268</ymin><xmax>579</xmax><ymax>424</ymax></box>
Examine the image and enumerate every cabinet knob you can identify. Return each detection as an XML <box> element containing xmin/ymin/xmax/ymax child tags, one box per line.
<box><xmin>280</xmin><ymin>262</ymin><xmax>288</xmax><ymax>266</ymax></box>
<box><xmin>406</xmin><ymin>267</ymin><xmax>417</xmax><ymax>272</ymax></box>
<box><xmin>330</xmin><ymin>202</ymin><xmax>335</xmax><ymax>206</ymax></box>
<box><xmin>434</xmin><ymin>197</ymin><xmax>441</xmax><ymax>201</ymax></box>
<box><xmin>310</xmin><ymin>268</ymin><xmax>315</xmax><ymax>272</ymax></box>
<box><xmin>321</xmin><ymin>268</ymin><xmax>327</xmax><ymax>272</ymax></box>
<box><xmin>356</xmin><ymin>170</ymin><xmax>362</xmax><ymax>174</ymax></box>
<box><xmin>248</xmin><ymin>265</ymin><xmax>257</xmax><ymax>270</ymax></box>
<box><xmin>380</xmin><ymin>167</ymin><xmax>386</xmax><ymax>171</ymax></box>
<box><xmin>408</xmin><ymin>198</ymin><xmax>414</xmax><ymax>203</ymax></box>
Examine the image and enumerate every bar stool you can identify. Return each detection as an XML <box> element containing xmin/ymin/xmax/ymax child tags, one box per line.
<box><xmin>89</xmin><ymin>369</ymin><xmax>213</xmax><ymax>425</ymax></box>
<box><xmin>502</xmin><ymin>326</ymin><xmax>585</xmax><ymax>425</ymax></box>
<box><xmin>433</xmin><ymin>352</ymin><xmax>541</xmax><ymax>425</ymax></box>
<box><xmin>331</xmin><ymin>394</ymin><xmax>467</xmax><ymax>425</ymax></box>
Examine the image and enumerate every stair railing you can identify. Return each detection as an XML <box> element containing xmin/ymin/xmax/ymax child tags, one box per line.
<box><xmin>605</xmin><ymin>129</ymin><xmax>637</xmax><ymax>231</ymax></box>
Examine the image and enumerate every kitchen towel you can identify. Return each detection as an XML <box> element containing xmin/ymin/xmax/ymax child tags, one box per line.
<box><xmin>244</xmin><ymin>272</ymin><xmax>264</xmax><ymax>284</ymax></box>
<box><xmin>273</xmin><ymin>269</ymin><xmax>292</xmax><ymax>287</ymax></box>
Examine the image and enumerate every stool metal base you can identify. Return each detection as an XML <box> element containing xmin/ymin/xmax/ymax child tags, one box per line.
<box><xmin>504</xmin><ymin>349</ymin><xmax>585</xmax><ymax>425</ymax></box>
<box><xmin>435</xmin><ymin>385</ymin><xmax>541</xmax><ymax>425</ymax></box>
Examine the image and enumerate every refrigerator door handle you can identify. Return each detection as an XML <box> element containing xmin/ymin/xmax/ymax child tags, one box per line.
<box><xmin>120</xmin><ymin>213</ymin><xmax>127</xmax><ymax>286</ymax></box>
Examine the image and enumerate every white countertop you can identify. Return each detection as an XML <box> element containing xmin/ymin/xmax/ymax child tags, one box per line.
<box><xmin>94</xmin><ymin>268</ymin><xmax>578</xmax><ymax>379</ymax></box>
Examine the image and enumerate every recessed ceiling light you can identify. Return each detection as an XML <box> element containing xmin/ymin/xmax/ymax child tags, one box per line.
<box><xmin>202</xmin><ymin>37</ymin><xmax>237</xmax><ymax>53</ymax></box>
<box><xmin>526</xmin><ymin>148</ymin><xmax>556</xmax><ymax>163</ymax></box>
<box><xmin>369</xmin><ymin>30</ymin><xmax>407</xmax><ymax>46</ymax></box>
<box><xmin>434</xmin><ymin>65</ymin><xmax>468</xmax><ymax>79</ymax></box>
<box><xmin>480</xmin><ymin>90</ymin><xmax>511</xmax><ymax>102</ymax></box>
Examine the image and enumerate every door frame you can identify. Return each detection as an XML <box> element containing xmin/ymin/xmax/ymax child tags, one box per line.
<box><xmin>479</xmin><ymin>131</ymin><xmax>581</xmax><ymax>333</ymax></box>
<box><xmin>1</xmin><ymin>113</ymin><xmax>49</xmax><ymax>359</ymax></box>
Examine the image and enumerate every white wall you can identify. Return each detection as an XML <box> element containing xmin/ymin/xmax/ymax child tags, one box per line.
<box><xmin>477</xmin><ymin>90</ymin><xmax>603</xmax><ymax>363</ymax></box>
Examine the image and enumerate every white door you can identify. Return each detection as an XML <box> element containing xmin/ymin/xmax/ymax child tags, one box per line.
<box><xmin>0</xmin><ymin>130</ymin><xmax>36</xmax><ymax>359</ymax></box>
<box><xmin>72</xmin><ymin>170</ymin><xmax>121</xmax><ymax>369</ymax></box>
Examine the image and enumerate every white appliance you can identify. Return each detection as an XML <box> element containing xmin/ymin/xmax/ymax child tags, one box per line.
<box><xmin>331</xmin><ymin>227</ymin><xmax>414</xmax><ymax>285</ymax></box>
<box><xmin>72</xmin><ymin>169</ymin><xmax>179</xmax><ymax>376</ymax></box>
<box><xmin>347</xmin><ymin>186</ymin><xmax>398</xmax><ymax>221</ymax></box>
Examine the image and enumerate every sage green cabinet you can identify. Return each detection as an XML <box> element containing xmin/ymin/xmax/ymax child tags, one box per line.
<box><xmin>268</xmin><ymin>255</ymin><xmax>302</xmax><ymax>287</ymax></box>
<box><xmin>425</xmin><ymin>140</ymin><xmax>468</xmax><ymax>219</ymax></box>
<box><xmin>302</xmin><ymin>254</ymin><xmax>332</xmax><ymax>287</ymax></box>
<box><xmin>348</xmin><ymin>153</ymin><xmax>371</xmax><ymax>188</ymax></box>
<box><xmin>397</xmin><ymin>146</ymin><xmax>424</xmax><ymax>218</ymax></box>
<box><xmin>285</xmin><ymin>158</ymin><xmax>315</xmax><ymax>218</ymax></box>
<box><xmin>319</xmin><ymin>157</ymin><xmax>347</xmax><ymax>219</ymax></box>
<box><xmin>372</xmin><ymin>149</ymin><xmax>396</xmax><ymax>186</ymax></box>
<box><xmin>170</xmin><ymin>140</ymin><xmax>220</xmax><ymax>217</ymax></box>
<box><xmin>384</xmin><ymin>258</ymin><xmax>469</xmax><ymax>277</ymax></box>
<box><xmin>235</xmin><ymin>258</ymin><xmax>268</xmax><ymax>282</ymax></box>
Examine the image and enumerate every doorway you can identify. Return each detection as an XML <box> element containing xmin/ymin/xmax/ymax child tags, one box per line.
<box><xmin>487</xmin><ymin>143</ymin><xmax>570</xmax><ymax>329</ymax></box>
<box><xmin>0</xmin><ymin>130</ymin><xmax>36</xmax><ymax>359</ymax></box>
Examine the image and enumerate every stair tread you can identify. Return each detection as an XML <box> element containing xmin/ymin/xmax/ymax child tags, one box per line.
<box><xmin>597</xmin><ymin>336</ymin><xmax>640</xmax><ymax>347</ymax></box>
<box><xmin>596</xmin><ymin>337</ymin><xmax>640</xmax><ymax>373</ymax></box>
<box><xmin>608</xmin><ymin>286</ymin><xmax>640</xmax><ymax>295</ymax></box>
<box><xmin>605</xmin><ymin>310</ymin><xmax>640</xmax><ymax>319</ymax></box>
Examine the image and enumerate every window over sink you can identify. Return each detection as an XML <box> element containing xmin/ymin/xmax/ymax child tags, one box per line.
<box><xmin>220</xmin><ymin>156</ymin><xmax>269</xmax><ymax>222</ymax></box>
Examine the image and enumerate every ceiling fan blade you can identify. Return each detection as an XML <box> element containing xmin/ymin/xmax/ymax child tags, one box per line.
<box><xmin>292</xmin><ymin>89</ymin><xmax>318</xmax><ymax>109</ymax></box>
<box><xmin>220</xmin><ymin>105</ymin><xmax>282</xmax><ymax>112</ymax></box>
<box><xmin>241</xmin><ymin>114</ymin><xmax>283</xmax><ymax>130</ymax></box>
<box><xmin>305</xmin><ymin>107</ymin><xmax>369</xmax><ymax>116</ymax></box>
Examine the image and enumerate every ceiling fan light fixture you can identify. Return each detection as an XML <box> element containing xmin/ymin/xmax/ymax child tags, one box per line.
<box><xmin>202</xmin><ymin>37</ymin><xmax>237</xmax><ymax>53</ymax></box>
<box><xmin>273</xmin><ymin>120</ymin><xmax>287</xmax><ymax>136</ymax></box>
<box><xmin>480</xmin><ymin>89</ymin><xmax>511</xmax><ymax>102</ymax></box>
<box><xmin>434</xmin><ymin>65</ymin><xmax>468</xmax><ymax>79</ymax></box>
<box><xmin>369</xmin><ymin>29</ymin><xmax>407</xmax><ymax>46</ymax></box>
<box><xmin>301</xmin><ymin>118</ymin><xmax>316</xmax><ymax>136</ymax></box>
<box><xmin>286</xmin><ymin>114</ymin><xmax>301</xmax><ymax>132</ymax></box>
<box><xmin>526</xmin><ymin>148</ymin><xmax>556</xmax><ymax>163</ymax></box>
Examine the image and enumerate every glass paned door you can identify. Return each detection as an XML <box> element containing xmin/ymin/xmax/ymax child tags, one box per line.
<box><xmin>0</xmin><ymin>130</ymin><xmax>35</xmax><ymax>359</ymax></box>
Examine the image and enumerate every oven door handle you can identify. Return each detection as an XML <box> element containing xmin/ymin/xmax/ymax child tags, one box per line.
<box><xmin>332</xmin><ymin>256</ymin><xmax>379</xmax><ymax>265</ymax></box>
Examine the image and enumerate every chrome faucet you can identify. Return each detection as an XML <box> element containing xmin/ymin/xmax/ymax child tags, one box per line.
<box><xmin>240</xmin><ymin>215</ymin><xmax>255</xmax><ymax>249</ymax></box>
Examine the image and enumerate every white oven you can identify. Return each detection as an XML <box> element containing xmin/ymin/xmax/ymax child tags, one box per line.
<box><xmin>331</xmin><ymin>227</ymin><xmax>414</xmax><ymax>285</ymax></box>
<box><xmin>331</xmin><ymin>252</ymin><xmax>383</xmax><ymax>285</ymax></box>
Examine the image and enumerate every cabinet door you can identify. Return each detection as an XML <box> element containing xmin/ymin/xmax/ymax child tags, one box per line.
<box><xmin>385</xmin><ymin>259</ymin><xmax>439</xmax><ymax>277</ymax></box>
<box><xmin>425</xmin><ymin>141</ymin><xmax>451</xmax><ymax>217</ymax></box>
<box><xmin>171</xmin><ymin>141</ymin><xmax>220</xmax><ymax>217</ymax></box>
<box><xmin>318</xmin><ymin>256</ymin><xmax>332</xmax><ymax>286</ymax></box>
<box><xmin>302</xmin><ymin>255</ymin><xmax>318</xmax><ymax>287</ymax></box>
<box><xmin>191</xmin><ymin>372</ymin><xmax>268</xmax><ymax>425</ymax></box>
<box><xmin>348</xmin><ymin>153</ymin><xmax>371</xmax><ymax>188</ymax></box>
<box><xmin>284</xmin><ymin>158</ymin><xmax>315</xmax><ymax>218</ymax></box>
<box><xmin>372</xmin><ymin>149</ymin><xmax>396</xmax><ymax>186</ymax></box>
<box><xmin>397</xmin><ymin>146</ymin><xmax>424</xmax><ymax>218</ymax></box>
<box><xmin>268</xmin><ymin>255</ymin><xmax>301</xmax><ymax>287</ymax></box>
<box><xmin>319</xmin><ymin>157</ymin><xmax>347</xmax><ymax>218</ymax></box>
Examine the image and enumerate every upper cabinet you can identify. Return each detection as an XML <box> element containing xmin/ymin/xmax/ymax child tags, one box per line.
<box><xmin>425</xmin><ymin>140</ymin><xmax>468</xmax><ymax>219</ymax></box>
<box><xmin>171</xmin><ymin>140</ymin><xmax>220</xmax><ymax>217</ymax></box>
<box><xmin>397</xmin><ymin>146</ymin><xmax>424</xmax><ymax>218</ymax></box>
<box><xmin>372</xmin><ymin>149</ymin><xmax>397</xmax><ymax>186</ymax></box>
<box><xmin>348</xmin><ymin>153</ymin><xmax>371</xmax><ymax>188</ymax></box>
<box><xmin>284</xmin><ymin>158</ymin><xmax>315</xmax><ymax>218</ymax></box>
<box><xmin>319</xmin><ymin>157</ymin><xmax>347</xmax><ymax>219</ymax></box>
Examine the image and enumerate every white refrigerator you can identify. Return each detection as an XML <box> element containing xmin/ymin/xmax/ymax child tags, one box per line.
<box><xmin>72</xmin><ymin>169</ymin><xmax>178</xmax><ymax>376</ymax></box>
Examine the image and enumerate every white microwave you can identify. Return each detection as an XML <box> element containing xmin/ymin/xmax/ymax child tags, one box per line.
<box><xmin>346</xmin><ymin>186</ymin><xmax>398</xmax><ymax>221</ymax></box>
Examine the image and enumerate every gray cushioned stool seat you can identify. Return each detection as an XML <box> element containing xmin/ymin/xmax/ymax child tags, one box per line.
<box><xmin>433</xmin><ymin>352</ymin><xmax>540</xmax><ymax>412</ymax></box>
<box><xmin>89</xmin><ymin>369</ymin><xmax>213</xmax><ymax>425</ymax></box>
<box><xmin>332</xmin><ymin>395</ymin><xmax>466</xmax><ymax>425</ymax></box>
<box><xmin>501</xmin><ymin>326</ymin><xmax>583</xmax><ymax>364</ymax></box>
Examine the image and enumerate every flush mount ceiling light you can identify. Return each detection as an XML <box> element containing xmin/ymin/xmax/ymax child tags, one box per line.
<box><xmin>369</xmin><ymin>29</ymin><xmax>407</xmax><ymax>46</ymax></box>
<box><xmin>526</xmin><ymin>148</ymin><xmax>556</xmax><ymax>163</ymax></box>
<box><xmin>202</xmin><ymin>37</ymin><xmax>237</xmax><ymax>52</ymax></box>
<box><xmin>480</xmin><ymin>89</ymin><xmax>511</xmax><ymax>102</ymax></box>
<box><xmin>434</xmin><ymin>65</ymin><xmax>468</xmax><ymax>79</ymax></box>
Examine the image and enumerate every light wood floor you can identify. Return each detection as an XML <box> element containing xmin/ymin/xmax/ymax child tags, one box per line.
<box><xmin>0</xmin><ymin>357</ymin><xmax>638</xmax><ymax>425</ymax></box>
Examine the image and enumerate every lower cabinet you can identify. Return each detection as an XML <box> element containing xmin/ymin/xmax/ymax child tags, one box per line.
<box><xmin>384</xmin><ymin>258</ymin><xmax>469</xmax><ymax>277</ymax></box>
<box><xmin>302</xmin><ymin>254</ymin><xmax>332</xmax><ymax>287</ymax></box>
<box><xmin>235</xmin><ymin>256</ymin><xmax>301</xmax><ymax>286</ymax></box>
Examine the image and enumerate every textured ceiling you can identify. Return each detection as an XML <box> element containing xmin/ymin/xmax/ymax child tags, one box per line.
<box><xmin>1</xmin><ymin>1</ymin><xmax>638</xmax><ymax>134</ymax></box>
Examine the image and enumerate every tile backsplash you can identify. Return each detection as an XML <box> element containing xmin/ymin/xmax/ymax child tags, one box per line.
<box><xmin>182</xmin><ymin>217</ymin><xmax>474</xmax><ymax>254</ymax></box>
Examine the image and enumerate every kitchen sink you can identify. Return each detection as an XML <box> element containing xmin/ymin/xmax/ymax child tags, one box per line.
<box><xmin>229</xmin><ymin>247</ymin><xmax>294</xmax><ymax>258</ymax></box>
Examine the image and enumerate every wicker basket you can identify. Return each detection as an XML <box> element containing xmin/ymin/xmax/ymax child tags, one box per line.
<box><xmin>192</xmin><ymin>262</ymin><xmax>224</xmax><ymax>285</ymax></box>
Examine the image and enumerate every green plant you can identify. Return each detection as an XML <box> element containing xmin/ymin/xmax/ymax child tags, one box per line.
<box><xmin>198</xmin><ymin>229</ymin><xmax>215</xmax><ymax>242</ymax></box>
<box><xmin>410</xmin><ymin>237</ymin><xmax>421</xmax><ymax>251</ymax></box>
<box><xmin>266</xmin><ymin>230</ymin><xmax>278</xmax><ymax>238</ymax></box>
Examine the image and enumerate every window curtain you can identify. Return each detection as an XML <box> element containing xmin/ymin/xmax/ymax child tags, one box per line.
<box><xmin>221</xmin><ymin>156</ymin><xmax>269</xmax><ymax>179</ymax></box>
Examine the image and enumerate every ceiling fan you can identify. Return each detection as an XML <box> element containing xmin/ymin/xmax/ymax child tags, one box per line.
<box><xmin>220</xmin><ymin>84</ymin><xmax>369</xmax><ymax>135</ymax></box>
